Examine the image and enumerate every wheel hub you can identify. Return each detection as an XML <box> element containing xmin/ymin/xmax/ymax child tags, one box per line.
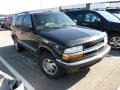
<box><xmin>43</xmin><ymin>59</ymin><xmax>57</xmax><ymax>75</ymax></box>
<box><xmin>110</xmin><ymin>36</ymin><xmax>120</xmax><ymax>49</ymax></box>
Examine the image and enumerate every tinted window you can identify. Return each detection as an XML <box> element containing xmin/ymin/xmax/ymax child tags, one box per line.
<box><xmin>12</xmin><ymin>16</ymin><xmax>17</xmax><ymax>26</ymax></box>
<box><xmin>106</xmin><ymin>9</ymin><xmax>120</xmax><ymax>14</ymax></box>
<box><xmin>76</xmin><ymin>15</ymin><xmax>83</xmax><ymax>21</ymax></box>
<box><xmin>96</xmin><ymin>11</ymin><xmax>120</xmax><ymax>23</ymax></box>
<box><xmin>23</xmin><ymin>15</ymin><xmax>32</xmax><ymax>27</ymax></box>
<box><xmin>84</xmin><ymin>13</ymin><xmax>101</xmax><ymax>23</ymax></box>
<box><xmin>15</xmin><ymin>15</ymin><xmax>24</xmax><ymax>27</ymax></box>
<box><xmin>66</xmin><ymin>11</ymin><xmax>83</xmax><ymax>20</ymax></box>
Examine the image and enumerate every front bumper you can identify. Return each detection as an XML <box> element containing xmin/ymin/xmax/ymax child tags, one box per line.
<box><xmin>56</xmin><ymin>45</ymin><xmax>111</xmax><ymax>72</ymax></box>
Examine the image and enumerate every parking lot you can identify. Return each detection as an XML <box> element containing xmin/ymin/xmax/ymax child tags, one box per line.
<box><xmin>0</xmin><ymin>29</ymin><xmax>119</xmax><ymax>90</ymax></box>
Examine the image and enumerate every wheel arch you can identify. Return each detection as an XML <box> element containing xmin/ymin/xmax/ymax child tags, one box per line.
<box><xmin>11</xmin><ymin>33</ymin><xmax>17</xmax><ymax>40</ymax></box>
<box><xmin>38</xmin><ymin>46</ymin><xmax>58</xmax><ymax>59</ymax></box>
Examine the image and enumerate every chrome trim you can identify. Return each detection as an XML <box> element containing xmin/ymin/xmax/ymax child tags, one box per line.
<box><xmin>63</xmin><ymin>42</ymin><xmax>106</xmax><ymax>57</ymax></box>
<box><xmin>84</xmin><ymin>42</ymin><xmax>105</xmax><ymax>54</ymax></box>
<box><xmin>63</xmin><ymin>36</ymin><xmax>106</xmax><ymax>57</ymax></box>
<box><xmin>57</xmin><ymin>45</ymin><xmax>111</xmax><ymax>66</ymax></box>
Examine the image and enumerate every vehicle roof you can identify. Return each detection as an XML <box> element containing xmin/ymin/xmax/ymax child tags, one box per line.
<box><xmin>65</xmin><ymin>9</ymin><xmax>107</xmax><ymax>13</ymax></box>
<box><xmin>16</xmin><ymin>10</ymin><xmax>63</xmax><ymax>15</ymax></box>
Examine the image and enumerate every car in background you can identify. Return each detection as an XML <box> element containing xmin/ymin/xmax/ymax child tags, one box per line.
<box><xmin>106</xmin><ymin>8</ymin><xmax>120</xmax><ymax>14</ymax></box>
<box><xmin>65</xmin><ymin>10</ymin><xmax>120</xmax><ymax>49</ymax></box>
<box><xmin>0</xmin><ymin>17</ymin><xmax>5</xmax><ymax>28</ymax></box>
<box><xmin>0</xmin><ymin>17</ymin><xmax>5</xmax><ymax>25</ymax></box>
<box><xmin>105</xmin><ymin>8</ymin><xmax>120</xmax><ymax>19</ymax></box>
<box><xmin>1</xmin><ymin>18</ymin><xmax>7</xmax><ymax>28</ymax></box>
<box><xmin>4</xmin><ymin>16</ymin><xmax>12</xmax><ymax>29</ymax></box>
<box><xmin>11</xmin><ymin>11</ymin><xmax>110</xmax><ymax>78</ymax></box>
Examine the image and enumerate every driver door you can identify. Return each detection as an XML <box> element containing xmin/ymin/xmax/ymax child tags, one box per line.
<box><xmin>82</xmin><ymin>12</ymin><xmax>104</xmax><ymax>31</ymax></box>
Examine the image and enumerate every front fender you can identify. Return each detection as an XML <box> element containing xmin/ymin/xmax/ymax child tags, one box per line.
<box><xmin>37</xmin><ymin>44</ymin><xmax>61</xmax><ymax>59</ymax></box>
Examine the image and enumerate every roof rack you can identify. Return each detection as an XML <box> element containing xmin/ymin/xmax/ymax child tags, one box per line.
<box><xmin>61</xmin><ymin>8</ymin><xmax>86</xmax><ymax>12</ymax></box>
<box><xmin>16</xmin><ymin>11</ymin><xmax>29</xmax><ymax>15</ymax></box>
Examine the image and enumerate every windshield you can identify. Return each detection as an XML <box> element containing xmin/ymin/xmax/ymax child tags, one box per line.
<box><xmin>114</xmin><ymin>14</ymin><xmax>120</xmax><ymax>19</ymax></box>
<box><xmin>97</xmin><ymin>11</ymin><xmax>120</xmax><ymax>23</ymax></box>
<box><xmin>33</xmin><ymin>13</ymin><xmax>76</xmax><ymax>31</ymax></box>
<box><xmin>106</xmin><ymin>9</ymin><xmax>120</xmax><ymax>14</ymax></box>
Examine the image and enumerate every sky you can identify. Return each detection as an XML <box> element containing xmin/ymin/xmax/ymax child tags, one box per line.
<box><xmin>0</xmin><ymin>0</ymin><xmax>119</xmax><ymax>14</ymax></box>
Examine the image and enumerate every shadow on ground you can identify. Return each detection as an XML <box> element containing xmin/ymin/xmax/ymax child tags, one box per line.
<box><xmin>108</xmin><ymin>50</ymin><xmax>120</xmax><ymax>57</ymax></box>
<box><xmin>0</xmin><ymin>45</ymin><xmax>90</xmax><ymax>90</ymax></box>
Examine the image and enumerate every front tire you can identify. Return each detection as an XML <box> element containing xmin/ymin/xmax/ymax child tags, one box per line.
<box><xmin>109</xmin><ymin>34</ymin><xmax>120</xmax><ymax>50</ymax></box>
<box><xmin>39</xmin><ymin>52</ymin><xmax>64</xmax><ymax>78</ymax></box>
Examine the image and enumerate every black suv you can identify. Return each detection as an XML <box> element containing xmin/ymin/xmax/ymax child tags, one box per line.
<box><xmin>65</xmin><ymin>10</ymin><xmax>120</xmax><ymax>49</ymax></box>
<box><xmin>11</xmin><ymin>11</ymin><xmax>110</xmax><ymax>78</ymax></box>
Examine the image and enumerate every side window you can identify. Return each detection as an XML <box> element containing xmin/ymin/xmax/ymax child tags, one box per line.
<box><xmin>22</xmin><ymin>15</ymin><xmax>32</xmax><ymax>27</ymax></box>
<box><xmin>12</xmin><ymin>16</ymin><xmax>17</xmax><ymax>27</ymax></box>
<box><xmin>15</xmin><ymin>15</ymin><xmax>24</xmax><ymax>27</ymax></box>
<box><xmin>84</xmin><ymin>13</ymin><xmax>101</xmax><ymax>23</ymax></box>
<box><xmin>76</xmin><ymin>15</ymin><xmax>83</xmax><ymax>22</ymax></box>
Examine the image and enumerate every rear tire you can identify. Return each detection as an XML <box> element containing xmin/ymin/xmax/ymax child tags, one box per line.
<box><xmin>39</xmin><ymin>52</ymin><xmax>64</xmax><ymax>78</ymax></box>
<box><xmin>14</xmin><ymin>39</ymin><xmax>24</xmax><ymax>52</ymax></box>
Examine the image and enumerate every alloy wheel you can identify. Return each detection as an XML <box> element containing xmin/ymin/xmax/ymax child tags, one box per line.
<box><xmin>43</xmin><ymin>59</ymin><xmax>57</xmax><ymax>75</ymax></box>
<box><xmin>109</xmin><ymin>36</ymin><xmax>120</xmax><ymax>49</ymax></box>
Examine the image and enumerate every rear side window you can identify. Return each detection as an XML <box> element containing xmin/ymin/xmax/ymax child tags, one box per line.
<box><xmin>22</xmin><ymin>15</ymin><xmax>32</xmax><ymax>27</ymax></box>
<box><xmin>12</xmin><ymin>16</ymin><xmax>17</xmax><ymax>27</ymax></box>
<box><xmin>66</xmin><ymin>11</ymin><xmax>83</xmax><ymax>22</ymax></box>
<box><xmin>76</xmin><ymin>15</ymin><xmax>83</xmax><ymax>22</ymax></box>
<box><xmin>15</xmin><ymin>15</ymin><xmax>24</xmax><ymax>27</ymax></box>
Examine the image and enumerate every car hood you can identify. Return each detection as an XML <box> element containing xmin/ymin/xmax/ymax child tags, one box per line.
<box><xmin>38</xmin><ymin>26</ymin><xmax>106</xmax><ymax>47</ymax></box>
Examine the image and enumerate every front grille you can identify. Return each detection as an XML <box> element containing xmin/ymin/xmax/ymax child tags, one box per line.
<box><xmin>84</xmin><ymin>46</ymin><xmax>104</xmax><ymax>57</ymax></box>
<box><xmin>84</xmin><ymin>38</ymin><xmax>104</xmax><ymax>49</ymax></box>
<box><xmin>66</xmin><ymin>38</ymin><xmax>105</xmax><ymax>62</ymax></box>
<box><xmin>83</xmin><ymin>38</ymin><xmax>105</xmax><ymax>58</ymax></box>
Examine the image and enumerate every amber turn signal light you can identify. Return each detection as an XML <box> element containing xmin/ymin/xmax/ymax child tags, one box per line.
<box><xmin>62</xmin><ymin>53</ymin><xmax>84</xmax><ymax>61</ymax></box>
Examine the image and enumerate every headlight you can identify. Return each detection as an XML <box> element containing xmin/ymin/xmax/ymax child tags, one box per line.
<box><xmin>62</xmin><ymin>45</ymin><xmax>84</xmax><ymax>61</ymax></box>
<box><xmin>64</xmin><ymin>45</ymin><xmax>83</xmax><ymax>54</ymax></box>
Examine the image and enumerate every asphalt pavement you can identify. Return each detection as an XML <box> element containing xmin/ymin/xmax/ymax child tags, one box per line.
<box><xmin>0</xmin><ymin>30</ymin><xmax>120</xmax><ymax>90</ymax></box>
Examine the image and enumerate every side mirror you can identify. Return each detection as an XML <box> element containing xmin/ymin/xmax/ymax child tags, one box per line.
<box><xmin>73</xmin><ymin>20</ymin><xmax>77</xmax><ymax>24</ymax></box>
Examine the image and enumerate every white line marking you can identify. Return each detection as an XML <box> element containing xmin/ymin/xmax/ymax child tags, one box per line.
<box><xmin>0</xmin><ymin>70</ymin><xmax>14</xmax><ymax>80</ymax></box>
<box><xmin>0</xmin><ymin>56</ymin><xmax>35</xmax><ymax>90</ymax></box>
